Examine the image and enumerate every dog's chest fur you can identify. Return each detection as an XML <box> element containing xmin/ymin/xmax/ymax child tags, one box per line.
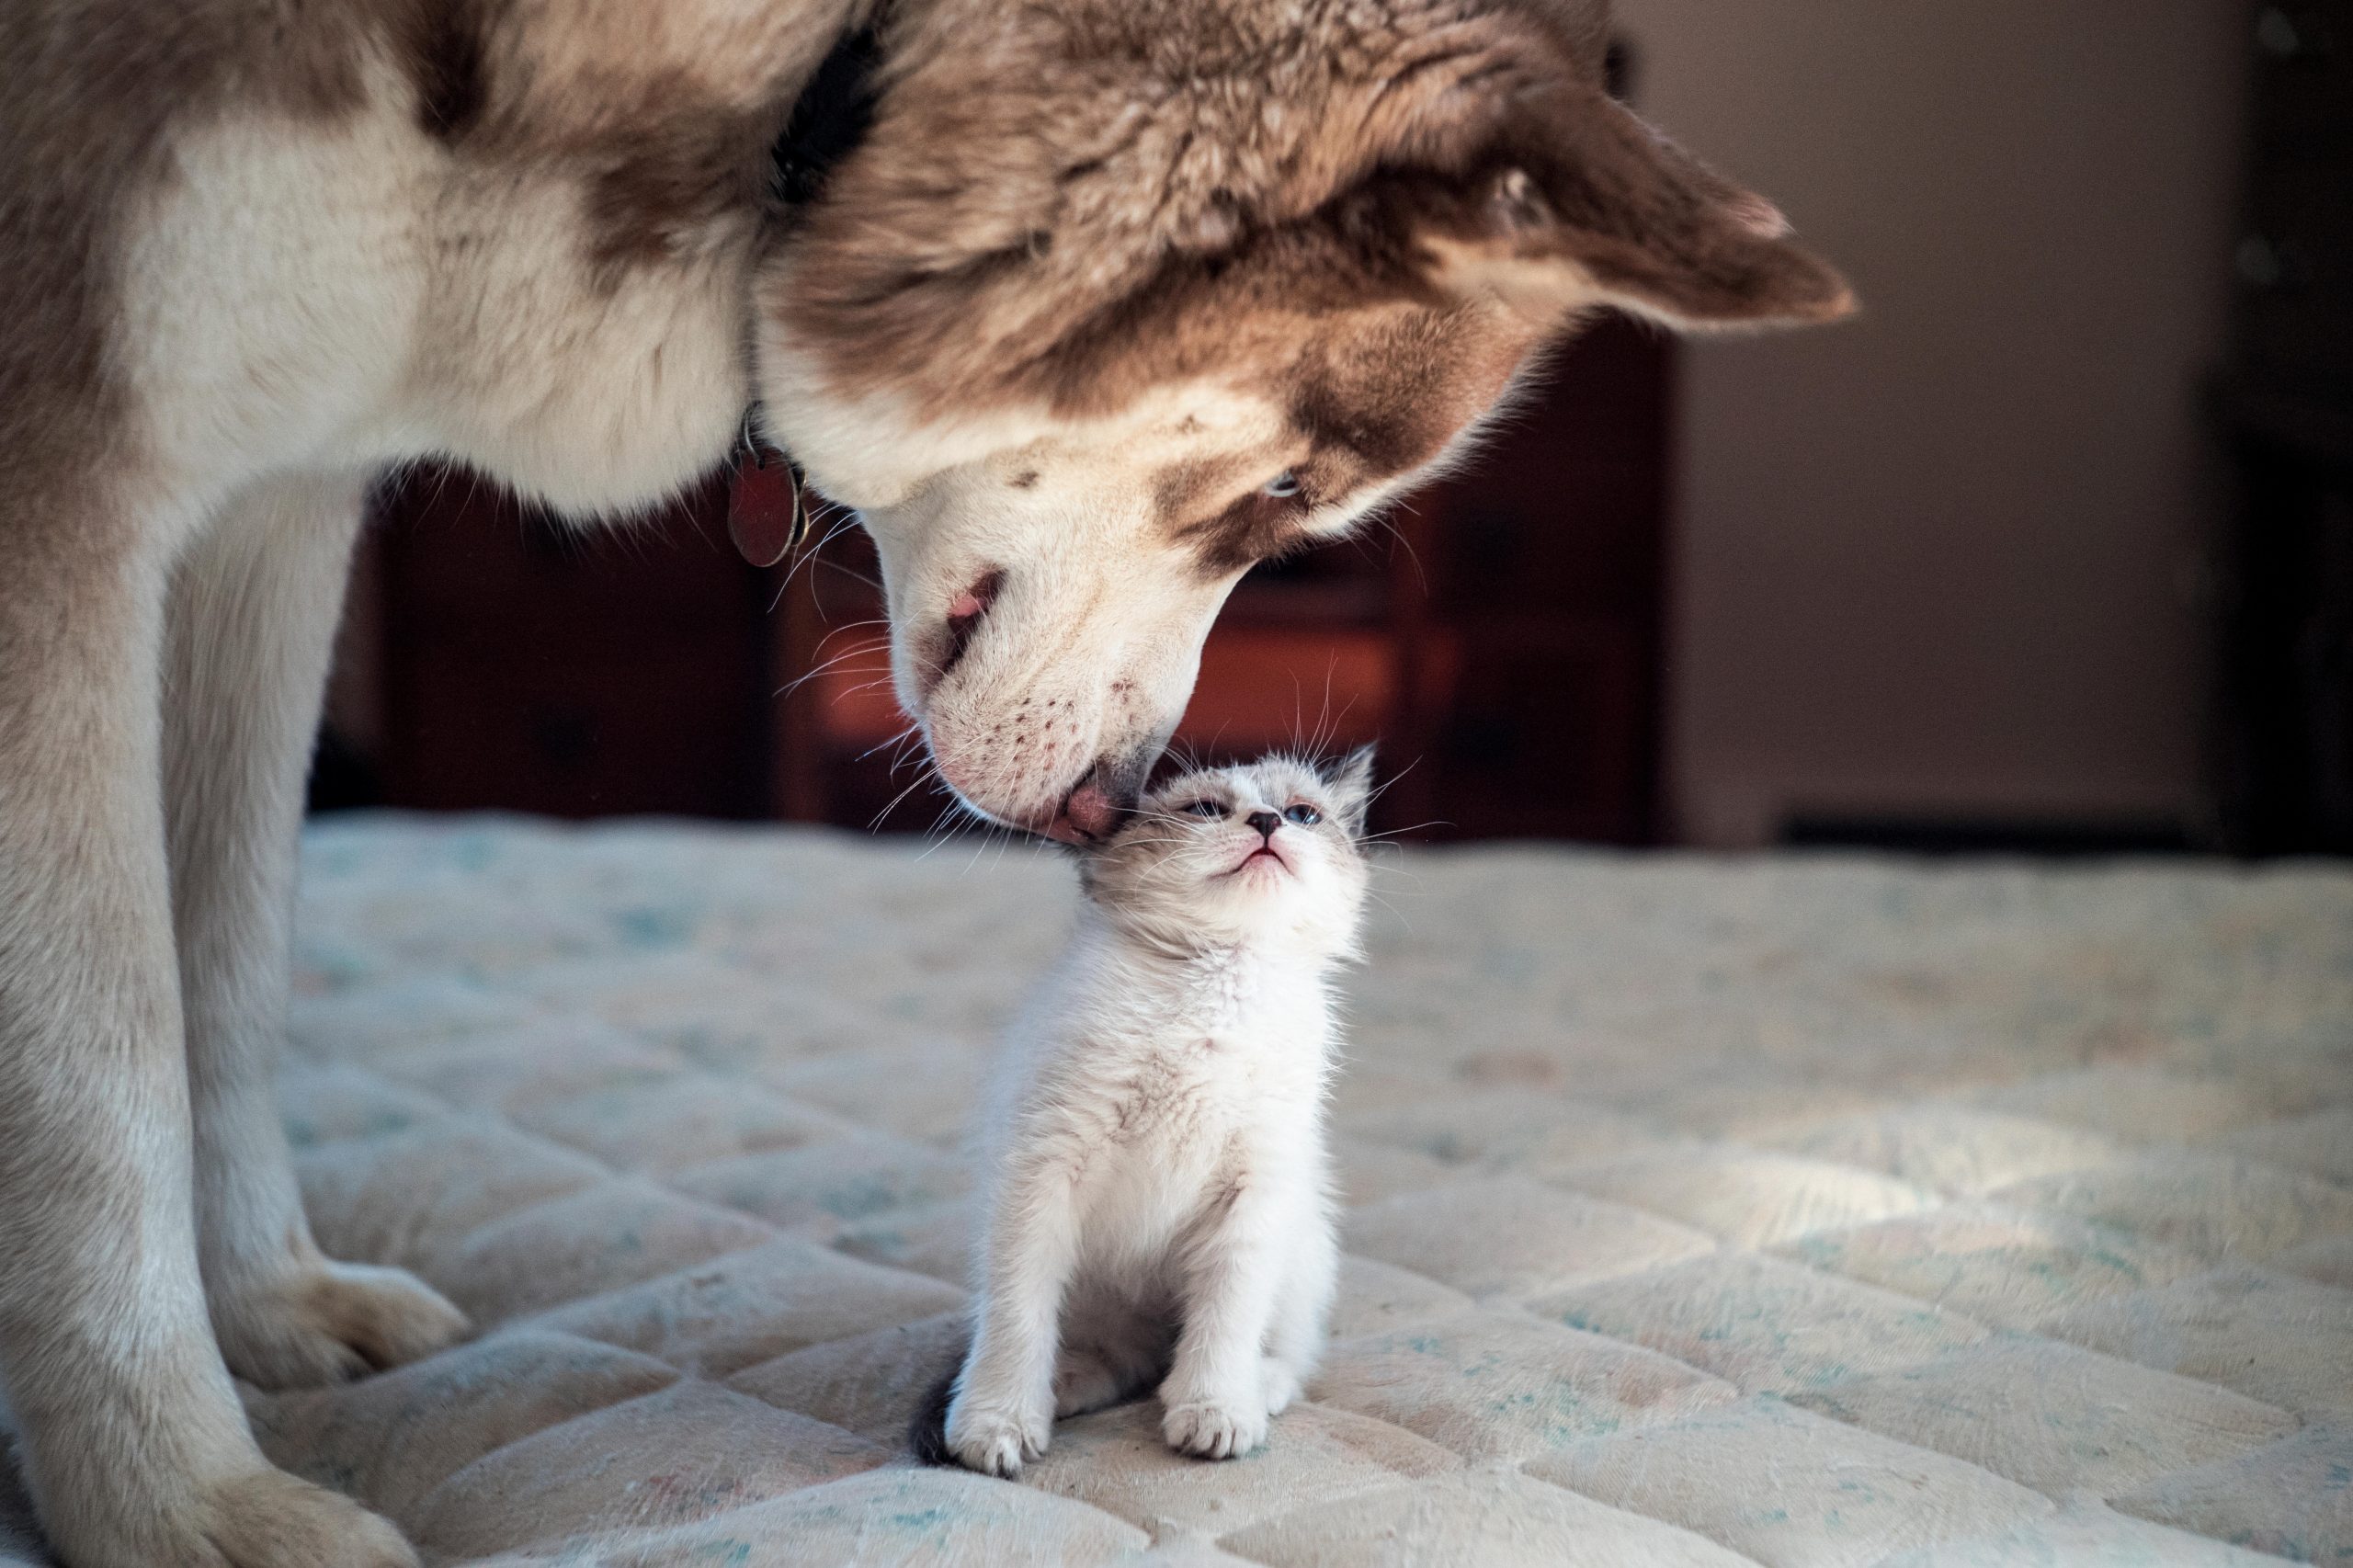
<box><xmin>56</xmin><ymin>3</ymin><xmax>870</xmax><ymax>521</ymax></box>
<box><xmin>121</xmin><ymin>97</ymin><xmax>733</xmax><ymax>516</ymax></box>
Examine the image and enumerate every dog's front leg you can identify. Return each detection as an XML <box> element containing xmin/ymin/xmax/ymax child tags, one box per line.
<box><xmin>164</xmin><ymin>472</ymin><xmax>467</xmax><ymax>1391</ymax></box>
<box><xmin>0</xmin><ymin>494</ymin><xmax>417</xmax><ymax>1568</ymax></box>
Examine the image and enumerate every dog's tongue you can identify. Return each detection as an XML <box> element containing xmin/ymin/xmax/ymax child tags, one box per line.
<box><xmin>1057</xmin><ymin>780</ymin><xmax>1122</xmax><ymax>843</ymax></box>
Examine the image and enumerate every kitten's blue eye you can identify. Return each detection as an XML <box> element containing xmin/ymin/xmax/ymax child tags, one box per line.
<box><xmin>1263</xmin><ymin>472</ymin><xmax>1302</xmax><ymax>500</ymax></box>
<box><xmin>1183</xmin><ymin>800</ymin><xmax>1226</xmax><ymax>818</ymax></box>
<box><xmin>1284</xmin><ymin>802</ymin><xmax>1322</xmax><ymax>826</ymax></box>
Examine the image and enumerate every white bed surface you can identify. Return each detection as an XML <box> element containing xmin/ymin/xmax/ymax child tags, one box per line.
<box><xmin>10</xmin><ymin>817</ymin><xmax>2346</xmax><ymax>1566</ymax></box>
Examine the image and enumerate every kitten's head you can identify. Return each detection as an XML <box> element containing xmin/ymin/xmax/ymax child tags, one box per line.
<box><xmin>1079</xmin><ymin>749</ymin><xmax>1375</xmax><ymax>953</ymax></box>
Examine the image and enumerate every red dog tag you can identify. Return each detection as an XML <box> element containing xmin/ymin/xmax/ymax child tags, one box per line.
<box><xmin>728</xmin><ymin>442</ymin><xmax>807</xmax><ymax>569</ymax></box>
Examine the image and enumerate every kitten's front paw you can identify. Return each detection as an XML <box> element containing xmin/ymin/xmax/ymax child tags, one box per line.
<box><xmin>943</xmin><ymin>1392</ymin><xmax>1051</xmax><ymax>1478</ymax></box>
<box><xmin>1162</xmin><ymin>1396</ymin><xmax>1268</xmax><ymax>1460</ymax></box>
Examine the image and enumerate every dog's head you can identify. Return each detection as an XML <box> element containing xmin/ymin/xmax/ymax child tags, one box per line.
<box><xmin>756</xmin><ymin>0</ymin><xmax>1851</xmax><ymax>838</ymax></box>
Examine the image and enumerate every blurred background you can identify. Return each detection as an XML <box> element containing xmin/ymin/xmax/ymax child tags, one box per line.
<box><xmin>317</xmin><ymin>1</ymin><xmax>2352</xmax><ymax>857</ymax></box>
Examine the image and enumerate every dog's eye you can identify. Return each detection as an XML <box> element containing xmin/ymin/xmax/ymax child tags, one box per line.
<box><xmin>1284</xmin><ymin>802</ymin><xmax>1322</xmax><ymax>826</ymax></box>
<box><xmin>1262</xmin><ymin>471</ymin><xmax>1302</xmax><ymax>501</ymax></box>
<box><xmin>1182</xmin><ymin>800</ymin><xmax>1226</xmax><ymax>819</ymax></box>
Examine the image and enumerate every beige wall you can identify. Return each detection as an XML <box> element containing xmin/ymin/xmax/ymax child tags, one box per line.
<box><xmin>1613</xmin><ymin>1</ymin><xmax>2248</xmax><ymax>846</ymax></box>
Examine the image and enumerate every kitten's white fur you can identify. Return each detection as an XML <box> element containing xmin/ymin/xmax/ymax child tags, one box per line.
<box><xmin>944</xmin><ymin>751</ymin><xmax>1373</xmax><ymax>1473</ymax></box>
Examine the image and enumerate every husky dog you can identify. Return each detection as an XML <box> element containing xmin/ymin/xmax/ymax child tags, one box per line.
<box><xmin>940</xmin><ymin>753</ymin><xmax>1371</xmax><ymax>1476</ymax></box>
<box><xmin>0</xmin><ymin>0</ymin><xmax>1847</xmax><ymax>1562</ymax></box>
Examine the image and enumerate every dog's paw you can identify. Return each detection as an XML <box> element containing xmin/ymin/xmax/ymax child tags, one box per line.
<box><xmin>212</xmin><ymin>1258</ymin><xmax>470</xmax><ymax>1391</ymax></box>
<box><xmin>198</xmin><ymin>1469</ymin><xmax>420</xmax><ymax>1568</ymax></box>
<box><xmin>943</xmin><ymin>1392</ymin><xmax>1051</xmax><ymax>1479</ymax></box>
<box><xmin>1162</xmin><ymin>1395</ymin><xmax>1267</xmax><ymax>1460</ymax></box>
<box><xmin>50</xmin><ymin>1465</ymin><xmax>417</xmax><ymax>1568</ymax></box>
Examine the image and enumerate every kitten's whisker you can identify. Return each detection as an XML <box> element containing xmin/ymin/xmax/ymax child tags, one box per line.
<box><xmin>1361</xmin><ymin>759</ymin><xmax>1417</xmax><ymax>803</ymax></box>
<box><xmin>1361</xmin><ymin>820</ymin><xmax>1450</xmax><ymax>843</ymax></box>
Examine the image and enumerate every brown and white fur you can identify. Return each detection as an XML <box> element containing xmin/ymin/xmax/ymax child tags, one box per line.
<box><xmin>943</xmin><ymin>753</ymin><xmax>1371</xmax><ymax>1477</ymax></box>
<box><xmin>0</xmin><ymin>2</ymin><xmax>1847</xmax><ymax>1563</ymax></box>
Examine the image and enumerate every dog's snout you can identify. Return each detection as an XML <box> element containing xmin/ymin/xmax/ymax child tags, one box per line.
<box><xmin>1245</xmin><ymin>811</ymin><xmax>1281</xmax><ymax>839</ymax></box>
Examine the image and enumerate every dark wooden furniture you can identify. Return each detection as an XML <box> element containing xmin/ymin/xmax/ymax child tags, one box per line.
<box><xmin>2211</xmin><ymin>2</ymin><xmax>2353</xmax><ymax>854</ymax></box>
<box><xmin>367</xmin><ymin>472</ymin><xmax>775</xmax><ymax>820</ymax></box>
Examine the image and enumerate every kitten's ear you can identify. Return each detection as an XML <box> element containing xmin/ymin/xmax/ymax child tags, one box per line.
<box><xmin>1325</xmin><ymin>747</ymin><xmax>1378</xmax><ymax>837</ymax></box>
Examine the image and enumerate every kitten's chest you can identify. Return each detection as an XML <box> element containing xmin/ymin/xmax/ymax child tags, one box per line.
<box><xmin>1084</xmin><ymin>999</ymin><xmax>1324</xmax><ymax>1170</ymax></box>
<box><xmin>1046</xmin><ymin>969</ymin><xmax>1330</xmax><ymax>1253</ymax></box>
<box><xmin>1107</xmin><ymin>1031</ymin><xmax>1275</xmax><ymax>1149</ymax></box>
<box><xmin>1064</xmin><ymin>1035</ymin><xmax>1286</xmax><ymax>1244</ymax></box>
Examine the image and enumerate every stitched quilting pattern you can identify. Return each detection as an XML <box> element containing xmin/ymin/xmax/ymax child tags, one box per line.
<box><xmin>9</xmin><ymin>818</ymin><xmax>2342</xmax><ymax>1567</ymax></box>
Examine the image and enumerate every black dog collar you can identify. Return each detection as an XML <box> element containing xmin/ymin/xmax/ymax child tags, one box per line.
<box><xmin>733</xmin><ymin>25</ymin><xmax>883</xmax><ymax>567</ymax></box>
<box><xmin>770</xmin><ymin>24</ymin><xmax>884</xmax><ymax>211</ymax></box>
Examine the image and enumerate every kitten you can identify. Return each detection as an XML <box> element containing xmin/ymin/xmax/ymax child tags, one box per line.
<box><xmin>939</xmin><ymin>750</ymin><xmax>1374</xmax><ymax>1475</ymax></box>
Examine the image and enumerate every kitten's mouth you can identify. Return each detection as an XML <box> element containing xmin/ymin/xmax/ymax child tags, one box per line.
<box><xmin>1223</xmin><ymin>844</ymin><xmax>1292</xmax><ymax>880</ymax></box>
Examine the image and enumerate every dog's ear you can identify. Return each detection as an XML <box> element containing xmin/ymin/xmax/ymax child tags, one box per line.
<box><xmin>1516</xmin><ymin>0</ymin><xmax>1616</xmax><ymax>84</ymax></box>
<box><xmin>1389</xmin><ymin>77</ymin><xmax>1854</xmax><ymax>333</ymax></box>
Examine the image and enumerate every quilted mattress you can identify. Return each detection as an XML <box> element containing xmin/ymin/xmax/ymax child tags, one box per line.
<box><xmin>4</xmin><ymin>816</ymin><xmax>2348</xmax><ymax>1566</ymax></box>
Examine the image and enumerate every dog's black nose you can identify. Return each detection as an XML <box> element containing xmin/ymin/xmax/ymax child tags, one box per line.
<box><xmin>1245</xmin><ymin>811</ymin><xmax>1281</xmax><ymax>839</ymax></box>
